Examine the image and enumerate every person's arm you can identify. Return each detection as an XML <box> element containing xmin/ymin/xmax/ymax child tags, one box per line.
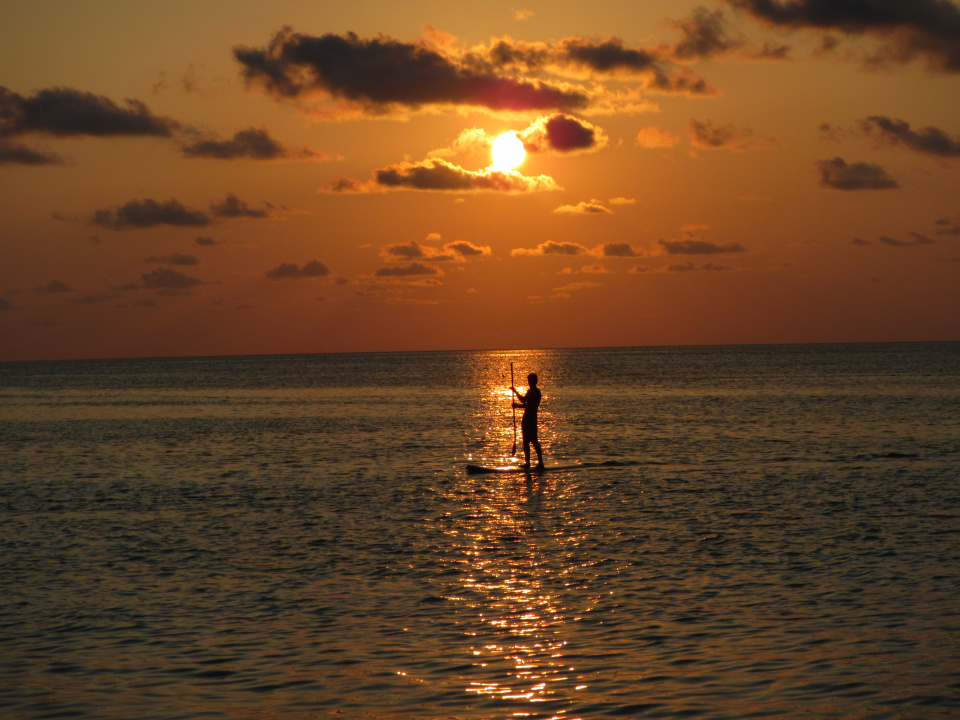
<box><xmin>511</xmin><ymin>386</ymin><xmax>527</xmax><ymax>406</ymax></box>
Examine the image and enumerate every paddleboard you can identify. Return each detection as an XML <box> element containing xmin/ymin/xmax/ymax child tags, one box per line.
<box><xmin>466</xmin><ymin>460</ymin><xmax>631</xmax><ymax>475</ymax></box>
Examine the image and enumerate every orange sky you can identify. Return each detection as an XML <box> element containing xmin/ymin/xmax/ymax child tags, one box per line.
<box><xmin>2</xmin><ymin>0</ymin><xmax>959</xmax><ymax>361</ymax></box>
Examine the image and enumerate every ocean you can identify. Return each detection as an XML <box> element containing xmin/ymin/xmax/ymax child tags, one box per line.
<box><xmin>1</xmin><ymin>343</ymin><xmax>958</xmax><ymax>720</ymax></box>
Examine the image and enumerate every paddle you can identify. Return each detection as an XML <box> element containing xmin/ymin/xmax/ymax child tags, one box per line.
<box><xmin>510</xmin><ymin>362</ymin><xmax>517</xmax><ymax>455</ymax></box>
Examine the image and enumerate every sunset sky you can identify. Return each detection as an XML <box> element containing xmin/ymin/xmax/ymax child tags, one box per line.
<box><xmin>2</xmin><ymin>0</ymin><xmax>959</xmax><ymax>361</ymax></box>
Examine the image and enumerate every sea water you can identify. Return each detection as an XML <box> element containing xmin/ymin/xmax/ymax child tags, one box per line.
<box><xmin>1</xmin><ymin>343</ymin><xmax>958</xmax><ymax>720</ymax></box>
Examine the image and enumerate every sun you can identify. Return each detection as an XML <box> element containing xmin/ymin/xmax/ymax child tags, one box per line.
<box><xmin>490</xmin><ymin>132</ymin><xmax>526</xmax><ymax>172</ymax></box>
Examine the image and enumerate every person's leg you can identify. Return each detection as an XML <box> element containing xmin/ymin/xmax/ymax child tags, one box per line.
<box><xmin>523</xmin><ymin>439</ymin><xmax>531</xmax><ymax>467</ymax></box>
<box><xmin>532</xmin><ymin>439</ymin><xmax>543</xmax><ymax>467</ymax></box>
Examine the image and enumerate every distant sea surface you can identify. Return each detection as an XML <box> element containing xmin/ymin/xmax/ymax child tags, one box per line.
<box><xmin>1</xmin><ymin>343</ymin><xmax>959</xmax><ymax>720</ymax></box>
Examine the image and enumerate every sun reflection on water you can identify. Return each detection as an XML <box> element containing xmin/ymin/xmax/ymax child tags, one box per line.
<box><xmin>459</xmin><ymin>506</ymin><xmax>577</xmax><ymax>717</ymax></box>
<box><xmin>441</xmin><ymin>351</ymin><xmax>592</xmax><ymax>718</ymax></box>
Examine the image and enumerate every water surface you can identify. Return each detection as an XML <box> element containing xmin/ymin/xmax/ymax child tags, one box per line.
<box><xmin>1</xmin><ymin>343</ymin><xmax>959</xmax><ymax>719</ymax></box>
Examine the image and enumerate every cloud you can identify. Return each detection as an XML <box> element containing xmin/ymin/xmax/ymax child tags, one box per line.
<box><xmin>483</xmin><ymin>35</ymin><xmax>716</xmax><ymax>95</ymax></box>
<box><xmin>554</xmin><ymin>199</ymin><xmax>612</xmax><ymax>215</ymax></box>
<box><xmin>181</xmin><ymin>126</ymin><xmax>327</xmax><ymax>160</ymax></box>
<box><xmin>195</xmin><ymin>235</ymin><xmax>218</xmax><ymax>246</ymax></box>
<box><xmin>374</xmin><ymin>262</ymin><xmax>442</xmax><ymax>277</ymax></box>
<box><xmin>429</xmin><ymin>127</ymin><xmax>494</xmax><ymax>160</ymax></box>
<box><xmin>0</xmin><ymin>86</ymin><xmax>179</xmax><ymax>137</ymax></box>
<box><xmin>595</xmin><ymin>241</ymin><xmax>644</xmax><ymax>257</ymax></box>
<box><xmin>658</xmin><ymin>238</ymin><xmax>746</xmax><ymax>254</ymax></box>
<box><xmin>519</xmin><ymin>113</ymin><xmax>608</xmax><ymax>153</ymax></box>
<box><xmin>326</xmin><ymin>158</ymin><xmax>560</xmax><ymax>193</ymax></box>
<box><xmin>816</xmin><ymin>157</ymin><xmax>899</xmax><ymax>190</ymax></box>
<box><xmin>636</xmin><ymin>126</ymin><xmax>682</xmax><ymax>148</ymax></box>
<box><xmin>145</xmin><ymin>253</ymin><xmax>199</xmax><ymax>266</ymax></box>
<box><xmin>210</xmin><ymin>192</ymin><xmax>271</xmax><ymax>218</ymax></box>
<box><xmin>234</xmin><ymin>28</ymin><xmax>589</xmax><ymax>114</ymax></box>
<box><xmin>381</xmin><ymin>238</ymin><xmax>490</xmax><ymax>262</ymax></box>
<box><xmin>0</xmin><ymin>298</ymin><xmax>11</xmax><ymax>311</ymax></box>
<box><xmin>727</xmin><ymin>0</ymin><xmax>960</xmax><ymax>73</ymax></box>
<box><xmin>512</xmin><ymin>240</ymin><xmax>589</xmax><ymax>256</ymax></box>
<box><xmin>857</xmin><ymin>116</ymin><xmax>960</xmax><ymax>158</ymax></box>
<box><xmin>234</xmin><ymin>27</ymin><xmax>717</xmax><ymax>120</ymax></box>
<box><xmin>0</xmin><ymin>140</ymin><xmax>64</xmax><ymax>165</ymax></box>
<box><xmin>550</xmin><ymin>280</ymin><xmax>602</xmax><ymax>298</ymax></box>
<box><xmin>266</xmin><ymin>260</ymin><xmax>331</xmax><ymax>279</ymax></box>
<box><xmin>446</xmin><ymin>240</ymin><xmax>490</xmax><ymax>257</ymax></box>
<box><xmin>33</xmin><ymin>280</ymin><xmax>73</xmax><ymax>293</ymax></box>
<box><xmin>935</xmin><ymin>216</ymin><xmax>960</xmax><ymax>235</ymax></box>
<box><xmin>670</xmin><ymin>7</ymin><xmax>744</xmax><ymax>60</ymax></box>
<box><xmin>609</xmin><ymin>196</ymin><xmax>636</xmax><ymax>205</ymax></box>
<box><xmin>92</xmin><ymin>198</ymin><xmax>211</xmax><ymax>229</ymax></box>
<box><xmin>141</xmin><ymin>268</ymin><xmax>204</xmax><ymax>289</ymax></box>
<box><xmin>879</xmin><ymin>232</ymin><xmax>934</xmax><ymax>247</ymax></box>
<box><xmin>431</xmin><ymin>114</ymin><xmax>606</xmax><ymax>166</ymax></box>
<box><xmin>581</xmin><ymin>263</ymin><xmax>609</xmax><ymax>274</ymax></box>
<box><xmin>689</xmin><ymin>119</ymin><xmax>774</xmax><ymax>151</ymax></box>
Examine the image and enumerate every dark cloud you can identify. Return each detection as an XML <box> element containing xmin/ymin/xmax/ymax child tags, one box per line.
<box><xmin>0</xmin><ymin>140</ymin><xmax>63</xmax><ymax>165</ymax></box>
<box><xmin>879</xmin><ymin>232</ymin><xmax>934</xmax><ymax>247</ymax></box>
<box><xmin>328</xmin><ymin>158</ymin><xmax>559</xmax><ymax>193</ymax></box>
<box><xmin>328</xmin><ymin>176</ymin><xmax>367</xmax><ymax>192</ymax></box>
<box><xmin>596</xmin><ymin>242</ymin><xmax>642</xmax><ymax>257</ymax></box>
<box><xmin>935</xmin><ymin>216</ymin><xmax>960</xmax><ymax>235</ymax></box>
<box><xmin>548</xmin><ymin>37</ymin><xmax>716</xmax><ymax>94</ymax></box>
<box><xmin>0</xmin><ymin>298</ymin><xmax>11</xmax><ymax>311</ymax></box>
<box><xmin>181</xmin><ymin>126</ymin><xmax>326</xmax><ymax>161</ymax></box>
<box><xmin>383</xmin><ymin>240</ymin><xmax>451</xmax><ymax>261</ymax></box>
<box><xmin>381</xmin><ymin>239</ymin><xmax>490</xmax><ymax>262</ymax></box>
<box><xmin>520</xmin><ymin>113</ymin><xmax>607</xmax><ymax>153</ymax></box>
<box><xmin>487</xmin><ymin>13</ymin><xmax>769</xmax><ymax>74</ymax></box>
<box><xmin>0</xmin><ymin>86</ymin><xmax>179</xmax><ymax>137</ymax></box>
<box><xmin>858</xmin><ymin>116</ymin><xmax>960</xmax><ymax>158</ymax></box>
<box><xmin>445</xmin><ymin>240</ymin><xmax>490</xmax><ymax>257</ymax></box>
<box><xmin>659</xmin><ymin>238</ymin><xmax>747</xmax><ymax>254</ymax></box>
<box><xmin>182</xmin><ymin>127</ymin><xmax>285</xmax><ymax>159</ymax></box>
<box><xmin>671</xmin><ymin>7</ymin><xmax>744</xmax><ymax>59</ymax></box>
<box><xmin>92</xmin><ymin>199</ymin><xmax>211</xmax><ymax>229</ymax></box>
<box><xmin>33</xmin><ymin>280</ymin><xmax>73</xmax><ymax>293</ymax></box>
<box><xmin>266</xmin><ymin>260</ymin><xmax>331</xmax><ymax>279</ymax></box>
<box><xmin>727</xmin><ymin>0</ymin><xmax>960</xmax><ymax>72</ymax></box>
<box><xmin>816</xmin><ymin>156</ymin><xmax>899</xmax><ymax>190</ymax></box>
<box><xmin>851</xmin><ymin>237</ymin><xmax>872</xmax><ymax>245</ymax></box>
<box><xmin>195</xmin><ymin>235</ymin><xmax>218</xmax><ymax>246</ymax></box>
<box><xmin>210</xmin><ymin>192</ymin><xmax>270</xmax><ymax>218</ymax></box>
<box><xmin>750</xmin><ymin>40</ymin><xmax>794</xmax><ymax>59</ymax></box>
<box><xmin>141</xmin><ymin>268</ymin><xmax>204</xmax><ymax>289</ymax></box>
<box><xmin>234</xmin><ymin>28</ymin><xmax>588</xmax><ymax>113</ymax></box>
<box><xmin>235</xmin><ymin>28</ymin><xmax>716</xmax><ymax>120</ymax></box>
<box><xmin>145</xmin><ymin>253</ymin><xmax>199</xmax><ymax>266</ymax></box>
<box><xmin>689</xmin><ymin>119</ymin><xmax>773</xmax><ymax>151</ymax></box>
<box><xmin>374</xmin><ymin>262</ymin><xmax>441</xmax><ymax>277</ymax></box>
<box><xmin>511</xmin><ymin>240</ymin><xmax>589</xmax><ymax>256</ymax></box>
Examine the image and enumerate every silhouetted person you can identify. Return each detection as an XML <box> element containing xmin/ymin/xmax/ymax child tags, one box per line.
<box><xmin>512</xmin><ymin>372</ymin><xmax>543</xmax><ymax>469</ymax></box>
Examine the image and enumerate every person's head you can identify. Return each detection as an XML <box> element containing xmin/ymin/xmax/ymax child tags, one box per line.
<box><xmin>528</xmin><ymin>372</ymin><xmax>538</xmax><ymax>387</ymax></box>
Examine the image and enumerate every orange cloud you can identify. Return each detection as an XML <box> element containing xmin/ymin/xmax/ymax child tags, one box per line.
<box><xmin>636</xmin><ymin>126</ymin><xmax>682</xmax><ymax>148</ymax></box>
<box><xmin>512</xmin><ymin>240</ymin><xmax>589</xmax><ymax>256</ymax></box>
<box><xmin>326</xmin><ymin>158</ymin><xmax>560</xmax><ymax>193</ymax></box>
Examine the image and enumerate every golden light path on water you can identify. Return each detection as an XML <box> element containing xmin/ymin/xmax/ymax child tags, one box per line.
<box><xmin>437</xmin><ymin>350</ymin><xmax>602</xmax><ymax>719</ymax></box>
